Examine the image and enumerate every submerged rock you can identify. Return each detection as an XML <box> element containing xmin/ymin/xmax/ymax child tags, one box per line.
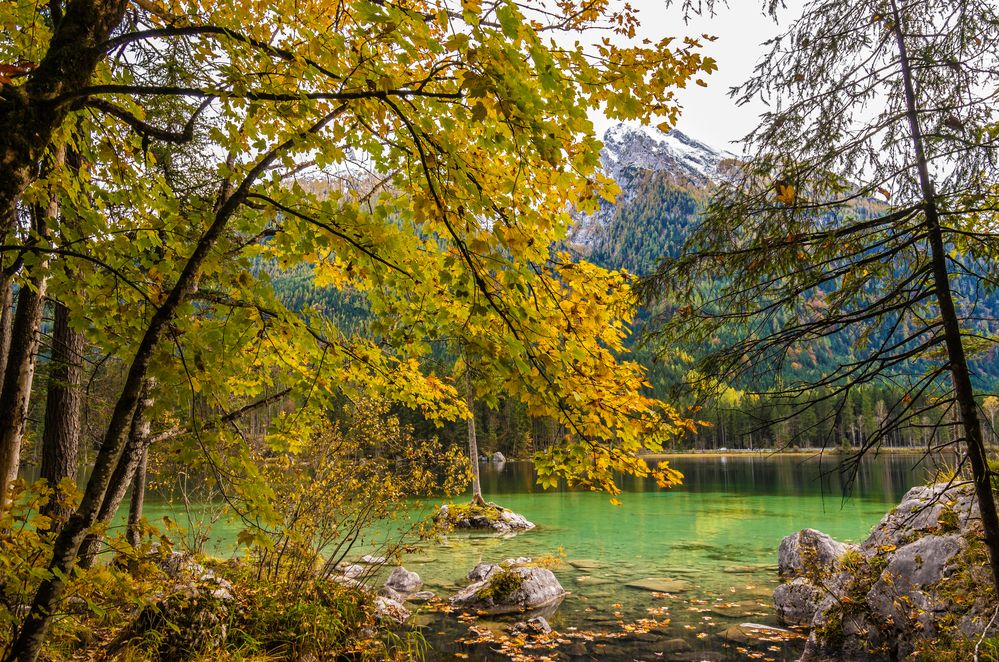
<box><xmin>718</xmin><ymin>622</ymin><xmax>798</xmax><ymax>644</ymax></box>
<box><xmin>407</xmin><ymin>590</ymin><xmax>435</xmax><ymax>603</ymax></box>
<box><xmin>775</xmin><ymin>483</ymin><xmax>998</xmax><ymax>661</ymax></box>
<box><xmin>451</xmin><ymin>559</ymin><xmax>566</xmax><ymax>614</ymax></box>
<box><xmin>568</xmin><ymin>559</ymin><xmax>603</xmax><ymax>570</ymax></box>
<box><xmin>624</xmin><ymin>577</ymin><xmax>693</xmax><ymax>593</ymax></box>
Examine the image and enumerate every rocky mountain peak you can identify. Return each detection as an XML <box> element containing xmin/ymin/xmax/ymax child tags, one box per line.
<box><xmin>600</xmin><ymin>123</ymin><xmax>736</xmax><ymax>185</ymax></box>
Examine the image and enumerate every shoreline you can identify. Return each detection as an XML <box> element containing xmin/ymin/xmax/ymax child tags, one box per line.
<box><xmin>641</xmin><ymin>447</ymin><xmax>962</xmax><ymax>460</ymax></box>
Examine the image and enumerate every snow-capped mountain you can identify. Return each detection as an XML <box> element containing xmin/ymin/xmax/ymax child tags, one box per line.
<box><xmin>600</xmin><ymin>123</ymin><xmax>737</xmax><ymax>186</ymax></box>
<box><xmin>569</xmin><ymin>124</ymin><xmax>735</xmax><ymax>251</ymax></box>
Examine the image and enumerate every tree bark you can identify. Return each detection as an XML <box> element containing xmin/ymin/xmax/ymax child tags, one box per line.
<box><xmin>890</xmin><ymin>0</ymin><xmax>999</xmax><ymax>592</ymax></box>
<box><xmin>40</xmin><ymin>301</ymin><xmax>85</xmax><ymax>523</ymax></box>
<box><xmin>126</xmin><ymin>448</ymin><xmax>147</xmax><ymax>550</ymax></box>
<box><xmin>0</xmin><ymin>284</ymin><xmax>46</xmax><ymax>506</ymax></box>
<box><xmin>0</xmin><ymin>276</ymin><xmax>13</xmax><ymax>403</ymax></box>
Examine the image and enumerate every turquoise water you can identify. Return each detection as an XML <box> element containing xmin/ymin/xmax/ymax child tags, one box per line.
<box><xmin>136</xmin><ymin>452</ymin><xmax>940</xmax><ymax>660</ymax></box>
<box><xmin>412</xmin><ymin>454</ymin><xmax>934</xmax><ymax>660</ymax></box>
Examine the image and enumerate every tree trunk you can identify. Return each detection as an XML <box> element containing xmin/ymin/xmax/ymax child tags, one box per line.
<box><xmin>0</xmin><ymin>0</ymin><xmax>130</xmax><ymax>224</ymax></box>
<box><xmin>78</xmin><ymin>382</ymin><xmax>153</xmax><ymax>569</ymax></box>
<box><xmin>0</xmin><ymin>276</ymin><xmax>13</xmax><ymax>403</ymax></box>
<box><xmin>465</xmin><ymin>366</ymin><xmax>484</xmax><ymax>506</ymax></box>
<box><xmin>126</xmin><ymin>447</ymin><xmax>147</xmax><ymax>550</ymax></box>
<box><xmin>0</xmin><ymin>283</ymin><xmax>46</xmax><ymax>506</ymax></box>
<box><xmin>40</xmin><ymin>301</ymin><xmax>84</xmax><ymax>523</ymax></box>
<box><xmin>890</xmin><ymin>0</ymin><xmax>999</xmax><ymax>592</ymax></box>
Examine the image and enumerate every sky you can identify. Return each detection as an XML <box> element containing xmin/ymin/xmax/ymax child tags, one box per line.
<box><xmin>590</xmin><ymin>1</ymin><xmax>803</xmax><ymax>151</ymax></box>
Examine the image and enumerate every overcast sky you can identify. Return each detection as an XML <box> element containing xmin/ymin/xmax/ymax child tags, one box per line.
<box><xmin>590</xmin><ymin>1</ymin><xmax>803</xmax><ymax>151</ymax></box>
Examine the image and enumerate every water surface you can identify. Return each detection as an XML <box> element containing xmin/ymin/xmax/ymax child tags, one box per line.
<box><xmin>140</xmin><ymin>452</ymin><xmax>942</xmax><ymax>660</ymax></box>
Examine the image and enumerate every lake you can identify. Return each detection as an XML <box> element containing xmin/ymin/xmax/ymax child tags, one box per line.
<box><xmin>137</xmin><ymin>452</ymin><xmax>944</xmax><ymax>660</ymax></box>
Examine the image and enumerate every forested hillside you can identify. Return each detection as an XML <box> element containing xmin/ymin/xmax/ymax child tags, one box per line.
<box><xmin>265</xmin><ymin>123</ymin><xmax>999</xmax><ymax>454</ymax></box>
<box><xmin>572</xmin><ymin>124</ymin><xmax>999</xmax><ymax>451</ymax></box>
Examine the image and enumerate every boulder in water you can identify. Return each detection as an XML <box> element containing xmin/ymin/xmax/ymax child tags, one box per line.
<box><xmin>385</xmin><ymin>566</ymin><xmax>422</xmax><ymax>594</ymax></box>
<box><xmin>778</xmin><ymin>528</ymin><xmax>855</xmax><ymax>579</ymax></box>
<box><xmin>625</xmin><ymin>577</ymin><xmax>693</xmax><ymax>593</ymax></box>
<box><xmin>434</xmin><ymin>501</ymin><xmax>535</xmax><ymax>534</ymax></box>
<box><xmin>451</xmin><ymin>559</ymin><xmax>565</xmax><ymax>614</ymax></box>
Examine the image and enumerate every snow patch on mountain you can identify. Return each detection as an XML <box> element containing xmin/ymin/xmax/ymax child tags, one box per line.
<box><xmin>601</xmin><ymin>123</ymin><xmax>737</xmax><ymax>185</ymax></box>
<box><xmin>569</xmin><ymin>124</ymin><xmax>735</xmax><ymax>249</ymax></box>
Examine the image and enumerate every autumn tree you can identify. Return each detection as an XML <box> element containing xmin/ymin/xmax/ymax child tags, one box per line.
<box><xmin>641</xmin><ymin>0</ymin><xmax>999</xmax><ymax>589</ymax></box>
<box><xmin>0</xmin><ymin>0</ymin><xmax>713</xmax><ymax>657</ymax></box>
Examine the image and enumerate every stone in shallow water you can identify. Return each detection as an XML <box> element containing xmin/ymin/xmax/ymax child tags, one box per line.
<box><xmin>574</xmin><ymin>575</ymin><xmax>615</xmax><ymax>586</ymax></box>
<box><xmin>625</xmin><ymin>577</ymin><xmax>693</xmax><ymax>593</ymax></box>
<box><xmin>722</xmin><ymin>564</ymin><xmax>777</xmax><ymax>574</ymax></box>
<box><xmin>666</xmin><ymin>652</ymin><xmax>725</xmax><ymax>662</ymax></box>
<box><xmin>568</xmin><ymin>559</ymin><xmax>603</xmax><ymax>570</ymax></box>
<box><xmin>660</xmin><ymin>637</ymin><xmax>692</xmax><ymax>653</ymax></box>
<box><xmin>385</xmin><ymin>566</ymin><xmax>422</xmax><ymax>593</ymax></box>
<box><xmin>407</xmin><ymin>590</ymin><xmax>435</xmax><ymax>603</ymax></box>
<box><xmin>717</xmin><ymin>622</ymin><xmax>797</xmax><ymax>644</ymax></box>
<box><xmin>707</xmin><ymin>599</ymin><xmax>769</xmax><ymax>618</ymax></box>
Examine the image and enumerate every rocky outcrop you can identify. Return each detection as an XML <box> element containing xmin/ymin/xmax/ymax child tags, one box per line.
<box><xmin>774</xmin><ymin>483</ymin><xmax>998</xmax><ymax>661</ymax></box>
<box><xmin>434</xmin><ymin>501</ymin><xmax>535</xmax><ymax>534</ymax></box>
<box><xmin>491</xmin><ymin>451</ymin><xmax>506</xmax><ymax>463</ymax></box>
<box><xmin>451</xmin><ymin>558</ymin><xmax>566</xmax><ymax>615</ymax></box>
<box><xmin>778</xmin><ymin>529</ymin><xmax>856</xmax><ymax>579</ymax></box>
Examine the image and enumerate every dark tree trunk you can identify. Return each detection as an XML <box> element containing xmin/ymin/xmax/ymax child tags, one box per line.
<box><xmin>890</xmin><ymin>0</ymin><xmax>999</xmax><ymax>593</ymax></box>
<box><xmin>0</xmin><ymin>0</ymin><xmax>130</xmax><ymax>224</ymax></box>
<box><xmin>0</xmin><ymin>271</ymin><xmax>47</xmax><ymax>507</ymax></box>
<box><xmin>0</xmin><ymin>276</ymin><xmax>13</xmax><ymax>403</ymax></box>
<box><xmin>0</xmin><ymin>151</ymin><xmax>63</xmax><ymax>507</ymax></box>
<box><xmin>40</xmin><ymin>301</ymin><xmax>84</xmax><ymax>523</ymax></box>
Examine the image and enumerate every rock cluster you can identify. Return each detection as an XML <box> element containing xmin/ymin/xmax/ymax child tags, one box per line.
<box><xmin>373</xmin><ymin>566</ymin><xmax>427</xmax><ymax>624</ymax></box>
<box><xmin>774</xmin><ymin>483</ymin><xmax>997</xmax><ymax>660</ymax></box>
<box><xmin>450</xmin><ymin>557</ymin><xmax>566</xmax><ymax>615</ymax></box>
